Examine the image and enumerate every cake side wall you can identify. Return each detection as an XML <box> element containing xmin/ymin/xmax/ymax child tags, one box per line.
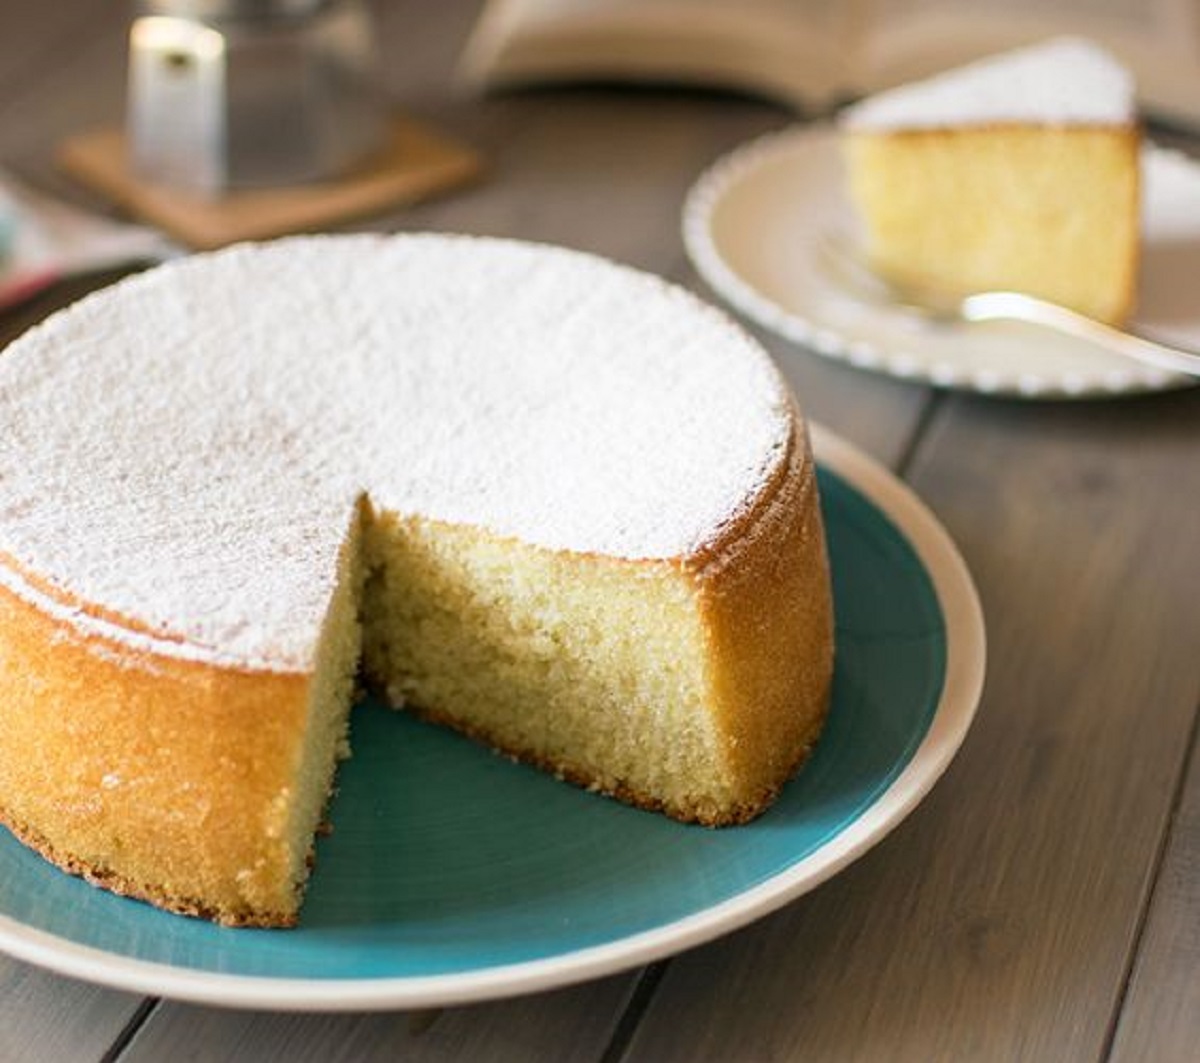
<box><xmin>0</xmin><ymin>578</ymin><xmax>314</xmax><ymax>926</ymax></box>
<box><xmin>691</xmin><ymin>420</ymin><xmax>835</xmax><ymax>818</ymax></box>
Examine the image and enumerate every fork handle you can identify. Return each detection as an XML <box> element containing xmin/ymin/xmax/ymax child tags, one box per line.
<box><xmin>961</xmin><ymin>292</ymin><xmax>1200</xmax><ymax>378</ymax></box>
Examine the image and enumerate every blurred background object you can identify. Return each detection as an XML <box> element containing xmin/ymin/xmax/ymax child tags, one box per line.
<box><xmin>128</xmin><ymin>0</ymin><xmax>385</xmax><ymax>193</ymax></box>
<box><xmin>0</xmin><ymin>167</ymin><xmax>172</xmax><ymax>310</ymax></box>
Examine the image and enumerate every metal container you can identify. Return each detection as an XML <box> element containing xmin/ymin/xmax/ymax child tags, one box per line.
<box><xmin>128</xmin><ymin>0</ymin><xmax>385</xmax><ymax>193</ymax></box>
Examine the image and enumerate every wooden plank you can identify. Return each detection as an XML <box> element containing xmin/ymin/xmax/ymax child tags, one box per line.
<box><xmin>623</xmin><ymin>389</ymin><xmax>1200</xmax><ymax>1061</ymax></box>
<box><xmin>121</xmin><ymin>975</ymin><xmax>637</xmax><ymax>1063</ymax></box>
<box><xmin>1109</xmin><ymin>119</ymin><xmax>1200</xmax><ymax>1063</ymax></box>
<box><xmin>1109</xmin><ymin>719</ymin><xmax>1200</xmax><ymax>1062</ymax></box>
<box><xmin>0</xmin><ymin>956</ymin><xmax>144</xmax><ymax>1063</ymax></box>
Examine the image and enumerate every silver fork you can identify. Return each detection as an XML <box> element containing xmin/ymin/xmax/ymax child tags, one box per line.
<box><xmin>818</xmin><ymin>235</ymin><xmax>1200</xmax><ymax>379</ymax></box>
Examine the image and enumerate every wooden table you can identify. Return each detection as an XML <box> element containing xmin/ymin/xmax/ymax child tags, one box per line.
<box><xmin>2</xmin><ymin>3</ymin><xmax>1197</xmax><ymax>1060</ymax></box>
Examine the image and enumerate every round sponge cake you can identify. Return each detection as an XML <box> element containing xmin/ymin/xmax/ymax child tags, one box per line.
<box><xmin>0</xmin><ymin>234</ymin><xmax>833</xmax><ymax>925</ymax></box>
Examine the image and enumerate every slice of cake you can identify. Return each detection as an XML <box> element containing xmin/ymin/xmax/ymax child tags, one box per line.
<box><xmin>0</xmin><ymin>235</ymin><xmax>834</xmax><ymax>926</ymax></box>
<box><xmin>839</xmin><ymin>38</ymin><xmax>1140</xmax><ymax>325</ymax></box>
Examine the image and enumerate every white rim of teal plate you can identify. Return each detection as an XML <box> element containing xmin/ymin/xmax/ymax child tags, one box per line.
<box><xmin>0</xmin><ymin>425</ymin><xmax>986</xmax><ymax>1011</ymax></box>
<box><xmin>683</xmin><ymin>125</ymin><xmax>1197</xmax><ymax>399</ymax></box>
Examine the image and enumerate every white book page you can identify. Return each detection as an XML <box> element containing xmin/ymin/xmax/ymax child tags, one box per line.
<box><xmin>460</xmin><ymin>0</ymin><xmax>860</xmax><ymax>111</ymax></box>
<box><xmin>858</xmin><ymin>0</ymin><xmax>1200</xmax><ymax>123</ymax></box>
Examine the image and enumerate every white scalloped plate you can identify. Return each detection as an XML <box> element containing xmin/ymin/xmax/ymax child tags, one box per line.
<box><xmin>684</xmin><ymin>125</ymin><xmax>1200</xmax><ymax>399</ymax></box>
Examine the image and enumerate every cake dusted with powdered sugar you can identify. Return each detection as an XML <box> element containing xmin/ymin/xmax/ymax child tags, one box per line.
<box><xmin>0</xmin><ymin>234</ymin><xmax>834</xmax><ymax>925</ymax></box>
<box><xmin>840</xmin><ymin>38</ymin><xmax>1140</xmax><ymax>325</ymax></box>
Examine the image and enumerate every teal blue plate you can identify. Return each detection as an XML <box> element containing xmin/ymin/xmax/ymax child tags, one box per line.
<box><xmin>0</xmin><ymin>426</ymin><xmax>984</xmax><ymax>1010</ymax></box>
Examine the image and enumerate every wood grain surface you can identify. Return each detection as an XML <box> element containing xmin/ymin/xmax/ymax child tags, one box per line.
<box><xmin>1109</xmin><ymin>716</ymin><xmax>1200</xmax><ymax>1062</ymax></box>
<box><xmin>0</xmin><ymin>958</ymin><xmax>142</xmax><ymax>1063</ymax></box>
<box><xmin>1</xmin><ymin>2</ymin><xmax>1197</xmax><ymax>1060</ymax></box>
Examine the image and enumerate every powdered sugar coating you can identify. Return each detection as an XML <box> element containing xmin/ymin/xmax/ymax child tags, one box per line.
<box><xmin>0</xmin><ymin>234</ymin><xmax>793</xmax><ymax>670</ymax></box>
<box><xmin>842</xmin><ymin>38</ymin><xmax>1134</xmax><ymax>132</ymax></box>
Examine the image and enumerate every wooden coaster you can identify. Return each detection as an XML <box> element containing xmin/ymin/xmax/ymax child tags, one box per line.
<box><xmin>58</xmin><ymin>114</ymin><xmax>482</xmax><ymax>250</ymax></box>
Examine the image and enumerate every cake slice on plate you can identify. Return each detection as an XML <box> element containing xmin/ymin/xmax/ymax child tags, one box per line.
<box><xmin>839</xmin><ymin>38</ymin><xmax>1140</xmax><ymax>326</ymax></box>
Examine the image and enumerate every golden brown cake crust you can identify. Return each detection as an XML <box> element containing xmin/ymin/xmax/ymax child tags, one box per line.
<box><xmin>0</xmin><ymin>807</ymin><xmax>298</xmax><ymax>928</ymax></box>
<box><xmin>689</xmin><ymin>415</ymin><xmax>834</xmax><ymax>820</ymax></box>
<box><xmin>0</xmin><ymin>571</ymin><xmax>314</xmax><ymax>927</ymax></box>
